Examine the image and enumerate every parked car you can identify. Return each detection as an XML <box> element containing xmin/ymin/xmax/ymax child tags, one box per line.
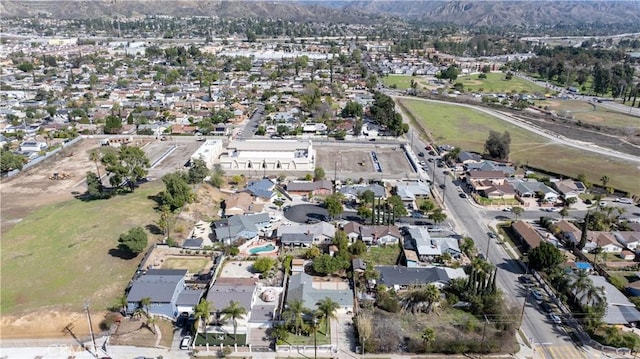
<box><xmin>549</xmin><ymin>313</ymin><xmax>562</xmax><ymax>324</ymax></box>
<box><xmin>531</xmin><ymin>289</ymin><xmax>544</xmax><ymax>301</ymax></box>
<box><xmin>418</xmin><ymin>152</ymin><xmax>425</xmax><ymax>157</ymax></box>
<box><xmin>518</xmin><ymin>275</ymin><xmax>533</xmax><ymax>285</ymax></box>
<box><xmin>487</xmin><ymin>232</ymin><xmax>497</xmax><ymax>239</ymax></box>
<box><xmin>180</xmin><ymin>336</ymin><xmax>192</xmax><ymax>350</ymax></box>
<box><xmin>459</xmin><ymin>193</ymin><xmax>468</xmax><ymax>198</ymax></box>
<box><xmin>502</xmin><ymin>207</ymin><xmax>512</xmax><ymax>212</ymax></box>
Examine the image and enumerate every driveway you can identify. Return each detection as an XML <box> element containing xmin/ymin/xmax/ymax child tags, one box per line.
<box><xmin>283</xmin><ymin>204</ymin><xmax>329</xmax><ymax>223</ymax></box>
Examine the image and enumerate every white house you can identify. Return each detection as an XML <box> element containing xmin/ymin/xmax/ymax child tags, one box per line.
<box><xmin>19</xmin><ymin>141</ymin><xmax>47</xmax><ymax>152</ymax></box>
<box><xmin>190</xmin><ymin>139</ymin><xmax>224</xmax><ymax>169</ymax></box>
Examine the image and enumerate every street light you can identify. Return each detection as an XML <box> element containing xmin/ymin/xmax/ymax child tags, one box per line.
<box><xmin>313</xmin><ymin>317</ymin><xmax>318</xmax><ymax>359</ymax></box>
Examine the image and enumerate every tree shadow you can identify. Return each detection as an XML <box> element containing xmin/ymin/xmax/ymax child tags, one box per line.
<box><xmin>145</xmin><ymin>224</ymin><xmax>163</xmax><ymax>235</ymax></box>
<box><xmin>147</xmin><ymin>193</ymin><xmax>164</xmax><ymax>209</ymax></box>
<box><xmin>496</xmin><ymin>258</ymin><xmax>527</xmax><ymax>274</ymax></box>
<box><xmin>108</xmin><ymin>247</ymin><xmax>139</xmax><ymax>260</ymax></box>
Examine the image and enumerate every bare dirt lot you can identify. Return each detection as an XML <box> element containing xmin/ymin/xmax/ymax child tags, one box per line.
<box><xmin>1</xmin><ymin>138</ymin><xmax>100</xmax><ymax>233</ymax></box>
<box><xmin>315</xmin><ymin>142</ymin><xmax>415</xmax><ymax>181</ymax></box>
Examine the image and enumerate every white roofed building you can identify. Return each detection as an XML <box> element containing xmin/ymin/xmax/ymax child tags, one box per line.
<box><xmin>219</xmin><ymin>139</ymin><xmax>315</xmax><ymax>172</ymax></box>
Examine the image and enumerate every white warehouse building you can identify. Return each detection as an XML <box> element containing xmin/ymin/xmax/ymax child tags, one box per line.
<box><xmin>190</xmin><ymin>139</ymin><xmax>224</xmax><ymax>169</ymax></box>
<box><xmin>219</xmin><ymin>139</ymin><xmax>315</xmax><ymax>172</ymax></box>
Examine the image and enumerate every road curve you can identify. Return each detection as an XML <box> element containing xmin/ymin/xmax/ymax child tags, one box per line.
<box><xmin>390</xmin><ymin>95</ymin><xmax>640</xmax><ymax>164</ymax></box>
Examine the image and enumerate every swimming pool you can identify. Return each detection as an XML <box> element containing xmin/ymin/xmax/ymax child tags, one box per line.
<box><xmin>249</xmin><ymin>243</ymin><xmax>276</xmax><ymax>254</ymax></box>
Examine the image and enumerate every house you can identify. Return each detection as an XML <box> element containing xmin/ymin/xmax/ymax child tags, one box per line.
<box><xmin>183</xmin><ymin>238</ymin><xmax>204</xmax><ymax>250</ymax></box>
<box><xmin>205</xmin><ymin>279</ymin><xmax>258</xmax><ymax>334</ymax></box>
<box><xmin>19</xmin><ymin>141</ymin><xmax>47</xmax><ymax>152</ymax></box>
<box><xmin>212</xmin><ymin>213</ymin><xmax>271</xmax><ymax>244</ymax></box>
<box><xmin>342</xmin><ymin>222</ymin><xmax>362</xmax><ymax>243</ymax></box>
<box><xmin>126</xmin><ymin>269</ymin><xmax>203</xmax><ymax>318</ymax></box>
<box><xmin>594</xmin><ymin>232</ymin><xmax>623</xmax><ymax>254</ymax></box>
<box><xmin>590</xmin><ymin>275</ymin><xmax>640</xmax><ymax>325</ymax></box>
<box><xmin>243</xmin><ymin>178</ymin><xmax>276</xmax><ymax>199</ymax></box>
<box><xmin>554</xmin><ymin>220</ymin><xmax>582</xmax><ymax>245</ymax></box>
<box><xmin>352</xmin><ymin>258</ymin><xmax>367</xmax><ymax>273</ymax></box>
<box><xmin>286</xmin><ymin>180</ymin><xmax>333</xmax><ymax>197</ymax></box>
<box><xmin>465</xmin><ymin>170</ymin><xmax>507</xmax><ymax>185</ymax></box>
<box><xmin>338</xmin><ymin>183</ymin><xmax>386</xmax><ymax>200</ymax></box>
<box><xmin>480</xmin><ymin>183</ymin><xmax>517</xmax><ymax>199</ymax></box>
<box><xmin>457</xmin><ymin>151</ymin><xmax>482</xmax><ymax>164</ymax></box>
<box><xmin>277</xmin><ymin>222</ymin><xmax>336</xmax><ymax>246</ymax></box>
<box><xmin>395</xmin><ymin>181</ymin><xmax>431</xmax><ymax>208</ymax></box>
<box><xmin>511</xmin><ymin>220</ymin><xmax>544</xmax><ymax>251</ymax></box>
<box><xmin>280</xmin><ymin>233</ymin><xmax>314</xmax><ymax>247</ymax></box>
<box><xmin>286</xmin><ymin>272</ymin><xmax>353</xmax><ymax>313</ymax></box>
<box><xmin>224</xmin><ymin>192</ymin><xmax>255</xmax><ymax>216</ymax></box>
<box><xmin>613</xmin><ymin>232</ymin><xmax>640</xmax><ymax>252</ymax></box>
<box><xmin>359</xmin><ymin>225</ymin><xmax>402</xmax><ymax>245</ymax></box>
<box><xmin>466</xmin><ymin>161</ymin><xmax>515</xmax><ymax>176</ymax></box>
<box><xmin>553</xmin><ymin>179</ymin><xmax>586</xmax><ymax>200</ymax></box>
<box><xmin>404</xmin><ymin>227</ymin><xmax>461</xmax><ymax>262</ymax></box>
<box><xmin>508</xmin><ymin>179</ymin><xmax>559</xmax><ymax>203</ymax></box>
<box><xmin>375</xmin><ymin>265</ymin><xmax>467</xmax><ymax>290</ymax></box>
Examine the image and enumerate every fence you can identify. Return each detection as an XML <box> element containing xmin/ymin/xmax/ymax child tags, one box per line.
<box><xmin>5</xmin><ymin>137</ymin><xmax>82</xmax><ymax>178</ymax></box>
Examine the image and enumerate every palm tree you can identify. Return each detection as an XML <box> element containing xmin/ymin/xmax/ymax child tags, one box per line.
<box><xmin>116</xmin><ymin>294</ymin><xmax>128</xmax><ymax>315</ymax></box>
<box><xmin>316</xmin><ymin>297</ymin><xmax>340</xmax><ymax>334</ymax></box>
<box><xmin>89</xmin><ymin>150</ymin><xmax>102</xmax><ymax>182</ymax></box>
<box><xmin>146</xmin><ymin>315</ymin><xmax>156</xmax><ymax>335</ymax></box>
<box><xmin>283</xmin><ymin>299</ymin><xmax>307</xmax><ymax>335</ymax></box>
<box><xmin>600</xmin><ymin>175</ymin><xmax>610</xmax><ymax>188</ymax></box>
<box><xmin>140</xmin><ymin>297</ymin><xmax>152</xmax><ymax>318</ymax></box>
<box><xmin>194</xmin><ymin>298</ymin><xmax>213</xmax><ymax>340</ymax></box>
<box><xmin>400</xmin><ymin>285</ymin><xmax>441</xmax><ymax>314</ymax></box>
<box><xmin>567</xmin><ymin>270</ymin><xmax>592</xmax><ymax>304</ymax></box>
<box><xmin>220</xmin><ymin>300</ymin><xmax>247</xmax><ymax>342</ymax></box>
<box><xmin>580</xmin><ymin>285</ymin><xmax>606</xmax><ymax>308</ymax></box>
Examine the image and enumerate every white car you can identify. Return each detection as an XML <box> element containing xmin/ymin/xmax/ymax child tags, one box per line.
<box><xmin>549</xmin><ymin>313</ymin><xmax>562</xmax><ymax>324</ymax></box>
<box><xmin>180</xmin><ymin>335</ymin><xmax>192</xmax><ymax>350</ymax></box>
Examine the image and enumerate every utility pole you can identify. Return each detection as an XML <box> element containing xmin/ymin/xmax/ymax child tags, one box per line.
<box><xmin>84</xmin><ymin>302</ymin><xmax>98</xmax><ymax>355</ymax></box>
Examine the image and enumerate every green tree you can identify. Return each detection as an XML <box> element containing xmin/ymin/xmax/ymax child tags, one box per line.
<box><xmin>316</xmin><ymin>297</ymin><xmax>340</xmax><ymax>333</ymax></box>
<box><xmin>253</xmin><ymin>257</ymin><xmax>276</xmax><ymax>273</ymax></box>
<box><xmin>187</xmin><ymin>158</ymin><xmax>209</xmax><ymax>184</ymax></box>
<box><xmin>194</xmin><ymin>299</ymin><xmax>213</xmax><ymax>338</ymax></box>
<box><xmin>324</xmin><ymin>193</ymin><xmax>344</xmax><ymax>219</ymax></box>
<box><xmin>118</xmin><ymin>227</ymin><xmax>148</xmax><ymax>255</ymax></box>
<box><xmin>116</xmin><ymin>294</ymin><xmax>128</xmax><ymax>315</ymax></box>
<box><xmin>484</xmin><ymin>130</ymin><xmax>511</xmax><ymax>160</ymax></box>
<box><xmin>428</xmin><ymin>208</ymin><xmax>447</xmax><ymax>224</ymax></box>
<box><xmin>1</xmin><ymin>149</ymin><xmax>25</xmax><ymax>173</ymax></box>
<box><xmin>314</xmin><ymin>167</ymin><xmax>325</xmax><ymax>181</ymax></box>
<box><xmin>511</xmin><ymin>206</ymin><xmax>524</xmax><ymax>220</ymax></box>
<box><xmin>246</xmin><ymin>30</ymin><xmax>257</xmax><ymax>42</ymax></box>
<box><xmin>312</xmin><ymin>254</ymin><xmax>341</xmax><ymax>275</ymax></box>
<box><xmin>600</xmin><ymin>175</ymin><xmax>610</xmax><ymax>188</ymax></box>
<box><xmin>350</xmin><ymin>239</ymin><xmax>367</xmax><ymax>255</ymax></box>
<box><xmin>17</xmin><ymin>62</ymin><xmax>34</xmax><ymax>73</ymax></box>
<box><xmin>102</xmin><ymin>146</ymin><xmax>150</xmax><ymax>192</ymax></box>
<box><xmin>527</xmin><ymin>241</ymin><xmax>565</xmax><ymax>271</ymax></box>
<box><xmin>441</xmin><ymin>65</ymin><xmax>459</xmax><ymax>82</ymax></box>
<box><xmin>161</xmin><ymin>172</ymin><xmax>194</xmax><ymax>210</ymax></box>
<box><xmin>157</xmin><ymin>204</ymin><xmax>174</xmax><ymax>239</ymax></box>
<box><xmin>421</xmin><ymin>327</ymin><xmax>436</xmax><ymax>348</ymax></box>
<box><xmin>341</xmin><ymin>101</ymin><xmax>363</xmax><ymax>118</ymax></box>
<box><xmin>220</xmin><ymin>300</ymin><xmax>248</xmax><ymax>342</ymax></box>
<box><xmin>283</xmin><ymin>299</ymin><xmax>307</xmax><ymax>335</ymax></box>
<box><xmin>103</xmin><ymin>115</ymin><xmax>123</xmax><ymax>134</ymax></box>
<box><xmin>209</xmin><ymin>164</ymin><xmax>225</xmax><ymax>188</ymax></box>
<box><xmin>560</xmin><ymin>207</ymin><xmax>569</xmax><ymax>219</ymax></box>
<box><xmin>140</xmin><ymin>297</ymin><xmax>152</xmax><ymax>317</ymax></box>
<box><xmin>85</xmin><ymin>171</ymin><xmax>104</xmax><ymax>199</ymax></box>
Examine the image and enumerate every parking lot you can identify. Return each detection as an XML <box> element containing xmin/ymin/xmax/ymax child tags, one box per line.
<box><xmin>315</xmin><ymin>142</ymin><xmax>416</xmax><ymax>180</ymax></box>
<box><xmin>144</xmin><ymin>137</ymin><xmax>208</xmax><ymax>178</ymax></box>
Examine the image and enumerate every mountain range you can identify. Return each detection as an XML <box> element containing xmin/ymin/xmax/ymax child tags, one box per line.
<box><xmin>2</xmin><ymin>1</ymin><xmax>640</xmax><ymax>28</ymax></box>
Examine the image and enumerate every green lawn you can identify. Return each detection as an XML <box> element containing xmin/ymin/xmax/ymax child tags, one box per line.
<box><xmin>361</xmin><ymin>245</ymin><xmax>400</xmax><ymax>265</ymax></box>
<box><xmin>162</xmin><ymin>257</ymin><xmax>210</xmax><ymax>273</ymax></box>
<box><xmin>533</xmin><ymin>99</ymin><xmax>640</xmax><ymax>129</ymax></box>
<box><xmin>399</xmin><ymin>99</ymin><xmax>640</xmax><ymax>195</ymax></box>
<box><xmin>0</xmin><ymin>183</ymin><xmax>164</xmax><ymax>314</ymax></box>
<box><xmin>281</xmin><ymin>324</ymin><xmax>331</xmax><ymax>346</ymax></box>
<box><xmin>380</xmin><ymin>74</ymin><xmax>415</xmax><ymax>90</ymax></box>
<box><xmin>458</xmin><ymin>72</ymin><xmax>550</xmax><ymax>94</ymax></box>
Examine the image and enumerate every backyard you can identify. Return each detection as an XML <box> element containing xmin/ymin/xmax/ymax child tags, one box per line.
<box><xmin>361</xmin><ymin>245</ymin><xmax>401</xmax><ymax>265</ymax></box>
<box><xmin>399</xmin><ymin>99</ymin><xmax>640</xmax><ymax>195</ymax></box>
<box><xmin>162</xmin><ymin>257</ymin><xmax>211</xmax><ymax>273</ymax></box>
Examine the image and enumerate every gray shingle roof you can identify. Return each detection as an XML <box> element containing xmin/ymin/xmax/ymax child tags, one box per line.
<box><xmin>206</xmin><ymin>283</ymin><xmax>255</xmax><ymax>312</ymax></box>
<box><xmin>287</xmin><ymin>273</ymin><xmax>353</xmax><ymax>309</ymax></box>
<box><xmin>375</xmin><ymin>265</ymin><xmax>462</xmax><ymax>287</ymax></box>
<box><xmin>281</xmin><ymin>233</ymin><xmax>314</xmax><ymax>245</ymax></box>
<box><xmin>176</xmin><ymin>289</ymin><xmax>204</xmax><ymax>306</ymax></box>
<box><xmin>127</xmin><ymin>269</ymin><xmax>187</xmax><ymax>303</ymax></box>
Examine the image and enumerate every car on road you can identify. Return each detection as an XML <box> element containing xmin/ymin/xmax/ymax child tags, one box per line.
<box><xmin>487</xmin><ymin>232</ymin><xmax>497</xmax><ymax>239</ymax></box>
<box><xmin>599</xmin><ymin>201</ymin><xmax>608</xmax><ymax>207</ymax></box>
<box><xmin>502</xmin><ymin>207</ymin><xmax>512</xmax><ymax>212</ymax></box>
<box><xmin>531</xmin><ymin>289</ymin><xmax>544</xmax><ymax>301</ymax></box>
<box><xmin>518</xmin><ymin>274</ymin><xmax>533</xmax><ymax>285</ymax></box>
<box><xmin>418</xmin><ymin>152</ymin><xmax>425</xmax><ymax>157</ymax></box>
<box><xmin>180</xmin><ymin>336</ymin><xmax>192</xmax><ymax>350</ymax></box>
<box><xmin>439</xmin><ymin>184</ymin><xmax>446</xmax><ymax>189</ymax></box>
<box><xmin>459</xmin><ymin>193</ymin><xmax>468</xmax><ymax>198</ymax></box>
<box><xmin>549</xmin><ymin>313</ymin><xmax>562</xmax><ymax>324</ymax></box>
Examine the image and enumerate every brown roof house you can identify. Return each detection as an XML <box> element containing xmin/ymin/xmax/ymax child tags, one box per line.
<box><xmin>225</xmin><ymin>192</ymin><xmax>255</xmax><ymax>216</ymax></box>
<box><xmin>553</xmin><ymin>220</ymin><xmax>582</xmax><ymax>246</ymax></box>
<box><xmin>511</xmin><ymin>220</ymin><xmax>544</xmax><ymax>251</ymax></box>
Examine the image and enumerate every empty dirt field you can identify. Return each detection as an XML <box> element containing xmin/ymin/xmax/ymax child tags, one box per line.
<box><xmin>315</xmin><ymin>142</ymin><xmax>415</xmax><ymax>181</ymax></box>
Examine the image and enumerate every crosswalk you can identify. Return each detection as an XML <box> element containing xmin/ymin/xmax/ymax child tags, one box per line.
<box><xmin>536</xmin><ymin>344</ymin><xmax>587</xmax><ymax>359</ymax></box>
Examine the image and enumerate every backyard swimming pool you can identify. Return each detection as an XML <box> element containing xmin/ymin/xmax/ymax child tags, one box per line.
<box><xmin>249</xmin><ymin>243</ymin><xmax>276</xmax><ymax>254</ymax></box>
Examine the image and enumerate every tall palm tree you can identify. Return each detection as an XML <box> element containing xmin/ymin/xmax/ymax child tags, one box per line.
<box><xmin>600</xmin><ymin>175</ymin><xmax>610</xmax><ymax>188</ymax></box>
<box><xmin>89</xmin><ymin>150</ymin><xmax>102</xmax><ymax>182</ymax></box>
<box><xmin>283</xmin><ymin>299</ymin><xmax>307</xmax><ymax>335</ymax></box>
<box><xmin>580</xmin><ymin>285</ymin><xmax>606</xmax><ymax>308</ymax></box>
<box><xmin>400</xmin><ymin>285</ymin><xmax>441</xmax><ymax>314</ymax></box>
<box><xmin>116</xmin><ymin>294</ymin><xmax>128</xmax><ymax>315</ymax></box>
<box><xmin>568</xmin><ymin>270</ymin><xmax>592</xmax><ymax>304</ymax></box>
<box><xmin>221</xmin><ymin>300</ymin><xmax>247</xmax><ymax>342</ymax></box>
<box><xmin>140</xmin><ymin>297</ymin><xmax>152</xmax><ymax>318</ymax></box>
<box><xmin>194</xmin><ymin>299</ymin><xmax>213</xmax><ymax>340</ymax></box>
<box><xmin>316</xmin><ymin>297</ymin><xmax>340</xmax><ymax>333</ymax></box>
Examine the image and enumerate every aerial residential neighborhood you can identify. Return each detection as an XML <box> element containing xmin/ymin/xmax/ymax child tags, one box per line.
<box><xmin>1</xmin><ymin>1</ymin><xmax>640</xmax><ymax>359</ymax></box>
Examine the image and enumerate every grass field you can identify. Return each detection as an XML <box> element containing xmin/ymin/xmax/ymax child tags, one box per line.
<box><xmin>399</xmin><ymin>99</ymin><xmax>640</xmax><ymax>195</ymax></box>
<box><xmin>458</xmin><ymin>72</ymin><xmax>549</xmax><ymax>94</ymax></box>
<box><xmin>162</xmin><ymin>257</ymin><xmax>210</xmax><ymax>273</ymax></box>
<box><xmin>362</xmin><ymin>245</ymin><xmax>400</xmax><ymax>265</ymax></box>
<box><xmin>380</xmin><ymin>74</ymin><xmax>415</xmax><ymax>90</ymax></box>
<box><xmin>533</xmin><ymin>99</ymin><xmax>640</xmax><ymax>129</ymax></box>
<box><xmin>0</xmin><ymin>183</ymin><xmax>163</xmax><ymax>315</ymax></box>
